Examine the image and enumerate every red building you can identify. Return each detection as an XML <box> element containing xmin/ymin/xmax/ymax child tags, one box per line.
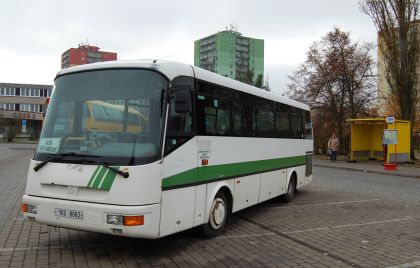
<box><xmin>61</xmin><ymin>44</ymin><xmax>117</xmax><ymax>69</ymax></box>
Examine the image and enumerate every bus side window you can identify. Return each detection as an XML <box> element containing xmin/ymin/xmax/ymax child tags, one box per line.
<box><xmin>256</xmin><ymin>97</ymin><xmax>276</xmax><ymax>137</ymax></box>
<box><xmin>290</xmin><ymin>107</ymin><xmax>304</xmax><ymax>139</ymax></box>
<box><xmin>276</xmin><ymin>103</ymin><xmax>291</xmax><ymax>138</ymax></box>
<box><xmin>196</xmin><ymin>82</ymin><xmax>230</xmax><ymax>136</ymax></box>
<box><xmin>231</xmin><ymin>91</ymin><xmax>255</xmax><ymax>136</ymax></box>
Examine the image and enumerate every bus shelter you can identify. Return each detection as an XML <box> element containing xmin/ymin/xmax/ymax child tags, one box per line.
<box><xmin>347</xmin><ymin>118</ymin><xmax>411</xmax><ymax>163</ymax></box>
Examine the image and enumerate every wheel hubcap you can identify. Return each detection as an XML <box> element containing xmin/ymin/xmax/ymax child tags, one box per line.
<box><xmin>210</xmin><ymin>198</ymin><xmax>226</xmax><ymax>229</ymax></box>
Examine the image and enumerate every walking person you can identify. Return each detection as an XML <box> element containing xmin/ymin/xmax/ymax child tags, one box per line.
<box><xmin>327</xmin><ymin>133</ymin><xmax>339</xmax><ymax>162</ymax></box>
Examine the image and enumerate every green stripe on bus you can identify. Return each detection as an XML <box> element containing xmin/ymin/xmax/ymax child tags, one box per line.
<box><xmin>91</xmin><ymin>166</ymin><xmax>107</xmax><ymax>188</ymax></box>
<box><xmin>162</xmin><ymin>155</ymin><xmax>306</xmax><ymax>188</ymax></box>
<box><xmin>162</xmin><ymin>168</ymin><xmax>198</xmax><ymax>188</ymax></box>
<box><xmin>88</xmin><ymin>166</ymin><xmax>102</xmax><ymax>187</ymax></box>
<box><xmin>100</xmin><ymin>166</ymin><xmax>119</xmax><ymax>190</ymax></box>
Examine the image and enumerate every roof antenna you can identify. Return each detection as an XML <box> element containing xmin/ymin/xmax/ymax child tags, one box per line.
<box><xmin>153</xmin><ymin>53</ymin><xmax>178</xmax><ymax>63</ymax></box>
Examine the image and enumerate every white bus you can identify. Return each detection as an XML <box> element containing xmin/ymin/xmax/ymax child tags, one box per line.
<box><xmin>22</xmin><ymin>60</ymin><xmax>313</xmax><ymax>239</ymax></box>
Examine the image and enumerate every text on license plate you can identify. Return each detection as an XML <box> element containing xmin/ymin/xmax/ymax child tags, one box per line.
<box><xmin>54</xmin><ymin>208</ymin><xmax>83</xmax><ymax>220</ymax></box>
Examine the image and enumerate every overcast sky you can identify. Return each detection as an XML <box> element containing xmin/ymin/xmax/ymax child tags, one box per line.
<box><xmin>0</xmin><ymin>0</ymin><xmax>377</xmax><ymax>95</ymax></box>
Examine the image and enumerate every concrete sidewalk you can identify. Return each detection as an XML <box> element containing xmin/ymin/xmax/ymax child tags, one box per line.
<box><xmin>314</xmin><ymin>158</ymin><xmax>420</xmax><ymax>179</ymax></box>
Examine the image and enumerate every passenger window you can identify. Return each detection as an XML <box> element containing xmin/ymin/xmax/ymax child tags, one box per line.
<box><xmin>231</xmin><ymin>91</ymin><xmax>255</xmax><ymax>136</ymax></box>
<box><xmin>256</xmin><ymin>98</ymin><xmax>275</xmax><ymax>137</ymax></box>
<box><xmin>196</xmin><ymin>82</ymin><xmax>230</xmax><ymax>136</ymax></box>
<box><xmin>276</xmin><ymin>103</ymin><xmax>291</xmax><ymax>138</ymax></box>
<box><xmin>290</xmin><ymin>108</ymin><xmax>304</xmax><ymax>139</ymax></box>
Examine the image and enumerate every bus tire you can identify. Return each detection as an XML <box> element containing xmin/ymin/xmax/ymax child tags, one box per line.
<box><xmin>201</xmin><ymin>191</ymin><xmax>229</xmax><ymax>238</ymax></box>
<box><xmin>282</xmin><ymin>174</ymin><xmax>296</xmax><ymax>203</ymax></box>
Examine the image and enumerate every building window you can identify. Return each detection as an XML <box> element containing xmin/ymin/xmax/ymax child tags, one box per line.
<box><xmin>0</xmin><ymin>103</ymin><xmax>16</xmax><ymax>110</ymax></box>
<box><xmin>21</xmin><ymin>88</ymin><xmax>30</xmax><ymax>96</ymax></box>
<box><xmin>20</xmin><ymin>103</ymin><xmax>41</xmax><ymax>112</ymax></box>
<box><xmin>41</xmin><ymin>88</ymin><xmax>49</xmax><ymax>97</ymax></box>
<box><xmin>20</xmin><ymin>104</ymin><xmax>30</xmax><ymax>111</ymax></box>
<box><xmin>31</xmin><ymin>88</ymin><xmax>40</xmax><ymax>97</ymax></box>
<box><xmin>2</xmin><ymin>88</ymin><xmax>16</xmax><ymax>96</ymax></box>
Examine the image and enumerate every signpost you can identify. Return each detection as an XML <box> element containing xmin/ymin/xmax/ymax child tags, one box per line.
<box><xmin>21</xmin><ymin>119</ymin><xmax>27</xmax><ymax>133</ymax></box>
<box><xmin>383</xmin><ymin>123</ymin><xmax>398</xmax><ymax>171</ymax></box>
<box><xmin>386</xmin><ymin>116</ymin><xmax>395</xmax><ymax>124</ymax></box>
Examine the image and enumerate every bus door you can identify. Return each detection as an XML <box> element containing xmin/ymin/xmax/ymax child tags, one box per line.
<box><xmin>160</xmin><ymin>76</ymin><xmax>198</xmax><ymax>237</ymax></box>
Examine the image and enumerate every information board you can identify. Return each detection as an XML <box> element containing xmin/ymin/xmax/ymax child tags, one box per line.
<box><xmin>383</xmin><ymin>129</ymin><xmax>398</xmax><ymax>145</ymax></box>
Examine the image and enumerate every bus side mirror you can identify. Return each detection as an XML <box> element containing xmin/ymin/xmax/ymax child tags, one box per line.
<box><xmin>174</xmin><ymin>90</ymin><xmax>191</xmax><ymax>113</ymax></box>
<box><xmin>172</xmin><ymin>83</ymin><xmax>192</xmax><ymax>113</ymax></box>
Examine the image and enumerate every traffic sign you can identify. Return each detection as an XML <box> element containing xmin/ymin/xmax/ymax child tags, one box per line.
<box><xmin>22</xmin><ymin>119</ymin><xmax>27</xmax><ymax>133</ymax></box>
<box><xmin>386</xmin><ymin>116</ymin><xmax>395</xmax><ymax>124</ymax></box>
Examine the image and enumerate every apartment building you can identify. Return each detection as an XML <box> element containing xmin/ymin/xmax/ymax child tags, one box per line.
<box><xmin>0</xmin><ymin>83</ymin><xmax>52</xmax><ymax>139</ymax></box>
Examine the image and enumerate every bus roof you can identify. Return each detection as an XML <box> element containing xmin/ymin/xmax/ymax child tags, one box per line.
<box><xmin>57</xmin><ymin>59</ymin><xmax>310</xmax><ymax>111</ymax></box>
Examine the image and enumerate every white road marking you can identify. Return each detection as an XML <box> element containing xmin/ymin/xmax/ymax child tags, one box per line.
<box><xmin>216</xmin><ymin>232</ymin><xmax>275</xmax><ymax>239</ymax></box>
<box><xmin>282</xmin><ymin>216</ymin><xmax>416</xmax><ymax>234</ymax></box>
<box><xmin>268</xmin><ymin>198</ymin><xmax>381</xmax><ymax>209</ymax></box>
<box><xmin>385</xmin><ymin>261</ymin><xmax>420</xmax><ymax>268</ymax></box>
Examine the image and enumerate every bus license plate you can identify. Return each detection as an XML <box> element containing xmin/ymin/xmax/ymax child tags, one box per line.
<box><xmin>54</xmin><ymin>208</ymin><xmax>83</xmax><ymax>220</ymax></box>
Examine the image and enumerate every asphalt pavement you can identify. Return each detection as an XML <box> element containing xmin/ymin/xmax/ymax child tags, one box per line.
<box><xmin>314</xmin><ymin>158</ymin><xmax>420</xmax><ymax>179</ymax></box>
<box><xmin>0</xmin><ymin>143</ymin><xmax>420</xmax><ymax>267</ymax></box>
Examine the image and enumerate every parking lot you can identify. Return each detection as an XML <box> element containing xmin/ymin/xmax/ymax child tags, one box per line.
<box><xmin>1</xmin><ymin>143</ymin><xmax>420</xmax><ymax>267</ymax></box>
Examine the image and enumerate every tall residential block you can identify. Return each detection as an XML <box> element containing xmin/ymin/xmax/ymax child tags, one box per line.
<box><xmin>61</xmin><ymin>44</ymin><xmax>117</xmax><ymax>69</ymax></box>
<box><xmin>194</xmin><ymin>30</ymin><xmax>264</xmax><ymax>82</ymax></box>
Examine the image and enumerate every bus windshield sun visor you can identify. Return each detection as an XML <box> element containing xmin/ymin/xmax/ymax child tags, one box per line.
<box><xmin>33</xmin><ymin>152</ymin><xmax>129</xmax><ymax>178</ymax></box>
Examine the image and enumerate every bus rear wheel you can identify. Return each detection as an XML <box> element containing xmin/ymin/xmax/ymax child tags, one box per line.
<box><xmin>201</xmin><ymin>191</ymin><xmax>228</xmax><ymax>238</ymax></box>
<box><xmin>282</xmin><ymin>175</ymin><xmax>296</xmax><ymax>203</ymax></box>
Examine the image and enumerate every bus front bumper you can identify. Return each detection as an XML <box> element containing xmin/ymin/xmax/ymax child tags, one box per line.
<box><xmin>21</xmin><ymin>195</ymin><xmax>161</xmax><ymax>239</ymax></box>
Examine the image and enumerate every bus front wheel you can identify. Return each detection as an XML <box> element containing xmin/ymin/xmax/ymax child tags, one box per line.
<box><xmin>201</xmin><ymin>191</ymin><xmax>228</xmax><ymax>238</ymax></box>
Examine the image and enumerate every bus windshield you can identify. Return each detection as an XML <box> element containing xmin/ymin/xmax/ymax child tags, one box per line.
<box><xmin>34</xmin><ymin>69</ymin><xmax>168</xmax><ymax>166</ymax></box>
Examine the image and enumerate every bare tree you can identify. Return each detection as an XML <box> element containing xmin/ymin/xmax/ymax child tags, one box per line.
<box><xmin>254</xmin><ymin>74</ymin><xmax>264</xmax><ymax>89</ymax></box>
<box><xmin>236</xmin><ymin>69</ymin><xmax>270</xmax><ymax>91</ymax></box>
<box><xmin>361</xmin><ymin>0</ymin><xmax>419</xmax><ymax>158</ymax></box>
<box><xmin>288</xmin><ymin>27</ymin><xmax>377</xmax><ymax>153</ymax></box>
<box><xmin>236</xmin><ymin>68</ymin><xmax>255</xmax><ymax>86</ymax></box>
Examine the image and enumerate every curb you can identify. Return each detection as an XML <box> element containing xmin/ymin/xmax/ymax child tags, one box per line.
<box><xmin>314</xmin><ymin>163</ymin><xmax>420</xmax><ymax>179</ymax></box>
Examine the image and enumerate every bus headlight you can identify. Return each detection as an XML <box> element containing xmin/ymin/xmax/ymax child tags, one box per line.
<box><xmin>107</xmin><ymin>215</ymin><xmax>123</xmax><ymax>225</ymax></box>
<box><xmin>107</xmin><ymin>214</ymin><xmax>144</xmax><ymax>226</ymax></box>
<box><xmin>21</xmin><ymin>203</ymin><xmax>37</xmax><ymax>214</ymax></box>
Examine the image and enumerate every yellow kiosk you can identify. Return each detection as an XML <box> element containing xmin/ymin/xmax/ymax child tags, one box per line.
<box><xmin>347</xmin><ymin>118</ymin><xmax>411</xmax><ymax>163</ymax></box>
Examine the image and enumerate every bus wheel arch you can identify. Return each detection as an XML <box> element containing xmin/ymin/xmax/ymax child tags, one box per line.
<box><xmin>201</xmin><ymin>185</ymin><xmax>233</xmax><ymax>238</ymax></box>
<box><xmin>282</xmin><ymin>171</ymin><xmax>297</xmax><ymax>203</ymax></box>
<box><xmin>218</xmin><ymin>186</ymin><xmax>233</xmax><ymax>219</ymax></box>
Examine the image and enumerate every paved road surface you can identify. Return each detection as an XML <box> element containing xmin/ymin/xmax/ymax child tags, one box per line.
<box><xmin>0</xmin><ymin>143</ymin><xmax>419</xmax><ymax>267</ymax></box>
<box><xmin>313</xmin><ymin>166</ymin><xmax>420</xmax><ymax>204</ymax></box>
<box><xmin>0</xmin><ymin>144</ymin><xmax>34</xmax><ymax>232</ymax></box>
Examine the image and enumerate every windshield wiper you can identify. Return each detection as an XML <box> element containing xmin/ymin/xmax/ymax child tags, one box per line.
<box><xmin>34</xmin><ymin>152</ymin><xmax>79</xmax><ymax>172</ymax></box>
<box><xmin>33</xmin><ymin>152</ymin><xmax>129</xmax><ymax>178</ymax></box>
<box><xmin>82</xmin><ymin>158</ymin><xmax>129</xmax><ymax>179</ymax></box>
